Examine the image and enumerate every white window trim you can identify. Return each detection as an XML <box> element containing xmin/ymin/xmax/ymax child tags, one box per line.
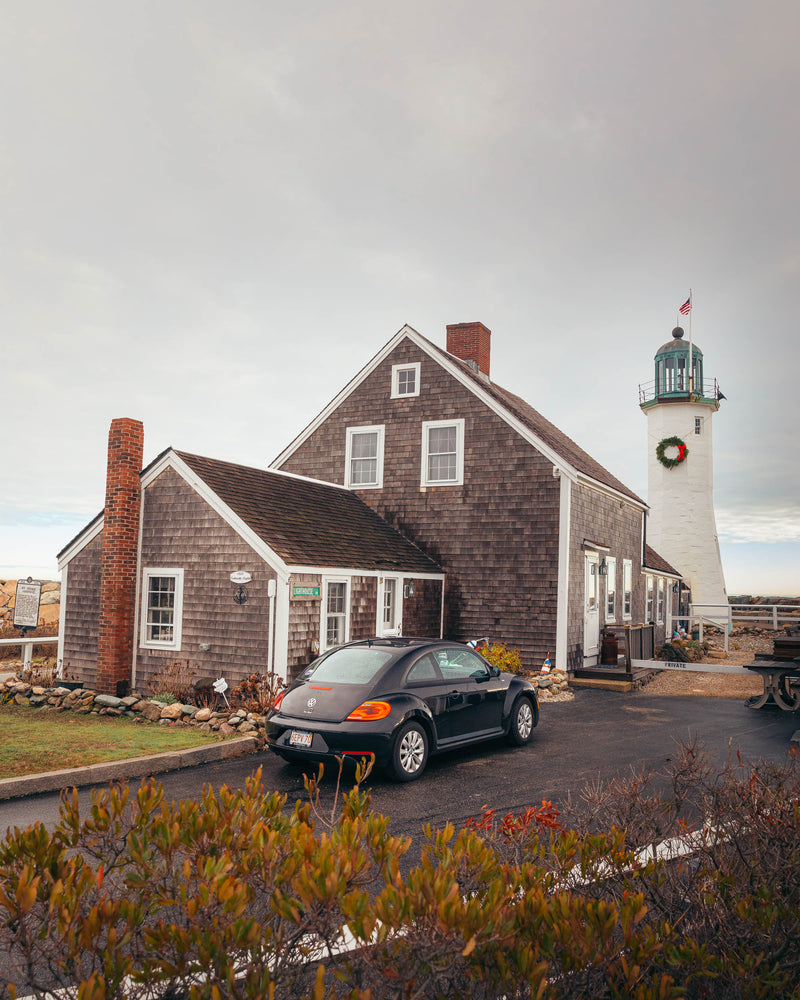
<box><xmin>622</xmin><ymin>559</ymin><xmax>633</xmax><ymax>620</ymax></box>
<box><xmin>140</xmin><ymin>568</ymin><xmax>184</xmax><ymax>650</ymax></box>
<box><xmin>421</xmin><ymin>418</ymin><xmax>465</xmax><ymax>487</ymax></box>
<box><xmin>391</xmin><ymin>362</ymin><xmax>421</xmax><ymax>399</ymax></box>
<box><xmin>345</xmin><ymin>425</ymin><xmax>385</xmax><ymax>489</ymax></box>
<box><xmin>646</xmin><ymin>574</ymin><xmax>654</xmax><ymax>622</ymax></box>
<box><xmin>377</xmin><ymin>574</ymin><xmax>402</xmax><ymax>636</ymax></box>
<box><xmin>605</xmin><ymin>556</ymin><xmax>616</xmax><ymax>622</ymax></box>
<box><xmin>321</xmin><ymin>576</ymin><xmax>350</xmax><ymax>652</ymax></box>
<box><xmin>657</xmin><ymin>577</ymin><xmax>665</xmax><ymax>624</ymax></box>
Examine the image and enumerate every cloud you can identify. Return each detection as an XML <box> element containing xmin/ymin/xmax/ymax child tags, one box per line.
<box><xmin>716</xmin><ymin>506</ymin><xmax>800</xmax><ymax>545</ymax></box>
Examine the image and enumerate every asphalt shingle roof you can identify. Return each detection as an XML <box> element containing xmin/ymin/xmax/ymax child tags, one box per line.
<box><xmin>176</xmin><ymin>451</ymin><xmax>442</xmax><ymax>574</ymax></box>
<box><xmin>643</xmin><ymin>544</ymin><xmax>681</xmax><ymax>576</ymax></box>
<box><xmin>421</xmin><ymin>334</ymin><xmax>645</xmax><ymax>505</ymax></box>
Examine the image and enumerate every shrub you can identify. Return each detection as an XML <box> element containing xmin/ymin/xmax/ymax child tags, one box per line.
<box><xmin>479</xmin><ymin>641</ymin><xmax>524</xmax><ymax>674</ymax></box>
<box><xmin>1</xmin><ymin>746</ymin><xmax>798</xmax><ymax>998</ymax></box>
<box><xmin>146</xmin><ymin>659</ymin><xmax>198</xmax><ymax>703</ymax></box>
<box><xmin>230</xmin><ymin>672</ymin><xmax>285</xmax><ymax>714</ymax></box>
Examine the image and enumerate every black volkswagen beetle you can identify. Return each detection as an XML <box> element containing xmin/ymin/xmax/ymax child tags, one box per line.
<box><xmin>266</xmin><ymin>637</ymin><xmax>539</xmax><ymax>781</ymax></box>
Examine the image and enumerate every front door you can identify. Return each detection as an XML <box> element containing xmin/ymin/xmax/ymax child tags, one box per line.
<box><xmin>584</xmin><ymin>553</ymin><xmax>600</xmax><ymax>664</ymax></box>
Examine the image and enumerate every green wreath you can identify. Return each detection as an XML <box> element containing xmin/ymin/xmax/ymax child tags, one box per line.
<box><xmin>656</xmin><ymin>436</ymin><xmax>688</xmax><ymax>469</ymax></box>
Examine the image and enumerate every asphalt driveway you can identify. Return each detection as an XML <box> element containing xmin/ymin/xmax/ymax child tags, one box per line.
<box><xmin>1</xmin><ymin>688</ymin><xmax>796</xmax><ymax>840</ymax></box>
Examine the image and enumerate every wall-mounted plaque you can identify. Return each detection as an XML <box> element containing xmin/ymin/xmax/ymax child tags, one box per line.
<box><xmin>14</xmin><ymin>579</ymin><xmax>42</xmax><ymax>629</ymax></box>
<box><xmin>292</xmin><ymin>585</ymin><xmax>321</xmax><ymax>600</ymax></box>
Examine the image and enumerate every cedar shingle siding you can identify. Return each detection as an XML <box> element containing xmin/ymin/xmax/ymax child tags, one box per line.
<box><xmin>61</xmin><ymin>531</ymin><xmax>102</xmax><ymax>684</ymax></box>
<box><xmin>136</xmin><ymin>468</ymin><xmax>274</xmax><ymax>690</ymax></box>
<box><xmin>279</xmin><ymin>339</ymin><xmax>564</xmax><ymax>668</ymax></box>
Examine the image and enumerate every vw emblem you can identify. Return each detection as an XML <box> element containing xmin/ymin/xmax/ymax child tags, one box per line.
<box><xmin>306</xmin><ymin>697</ymin><xmax>317</xmax><ymax>709</ymax></box>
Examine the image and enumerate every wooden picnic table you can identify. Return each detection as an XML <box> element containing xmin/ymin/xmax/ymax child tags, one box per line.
<box><xmin>743</xmin><ymin>658</ymin><xmax>800</xmax><ymax>711</ymax></box>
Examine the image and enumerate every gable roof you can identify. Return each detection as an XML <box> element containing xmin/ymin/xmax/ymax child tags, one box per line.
<box><xmin>173</xmin><ymin>451</ymin><xmax>442</xmax><ymax>574</ymax></box>
<box><xmin>643</xmin><ymin>544</ymin><xmax>681</xmax><ymax>577</ymax></box>
<box><xmin>272</xmin><ymin>324</ymin><xmax>645</xmax><ymax>506</ymax></box>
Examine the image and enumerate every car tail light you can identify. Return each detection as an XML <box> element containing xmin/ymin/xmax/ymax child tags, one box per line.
<box><xmin>272</xmin><ymin>691</ymin><xmax>284</xmax><ymax>712</ymax></box>
<box><xmin>346</xmin><ymin>700</ymin><xmax>392</xmax><ymax>721</ymax></box>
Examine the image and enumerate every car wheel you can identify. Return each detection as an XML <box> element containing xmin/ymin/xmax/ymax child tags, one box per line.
<box><xmin>389</xmin><ymin>721</ymin><xmax>429</xmax><ymax>781</ymax></box>
<box><xmin>508</xmin><ymin>697</ymin><xmax>535</xmax><ymax>746</ymax></box>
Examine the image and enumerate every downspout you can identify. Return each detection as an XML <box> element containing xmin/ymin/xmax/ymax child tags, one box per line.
<box><xmin>267</xmin><ymin>578</ymin><xmax>276</xmax><ymax>677</ymax></box>
<box><xmin>56</xmin><ymin>564</ymin><xmax>67</xmax><ymax>680</ymax></box>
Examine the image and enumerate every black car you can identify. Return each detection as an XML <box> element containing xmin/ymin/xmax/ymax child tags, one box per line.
<box><xmin>266</xmin><ymin>637</ymin><xmax>539</xmax><ymax>781</ymax></box>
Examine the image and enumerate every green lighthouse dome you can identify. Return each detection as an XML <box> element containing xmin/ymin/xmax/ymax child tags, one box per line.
<box><xmin>652</xmin><ymin>326</ymin><xmax>704</xmax><ymax>399</ymax></box>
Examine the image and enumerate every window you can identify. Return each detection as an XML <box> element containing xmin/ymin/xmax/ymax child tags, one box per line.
<box><xmin>605</xmin><ymin>556</ymin><xmax>616</xmax><ymax>621</ymax></box>
<box><xmin>140</xmin><ymin>569</ymin><xmax>184</xmax><ymax>649</ymax></box>
<box><xmin>345</xmin><ymin>425</ymin><xmax>384</xmax><ymax>489</ymax></box>
<box><xmin>421</xmin><ymin>419</ymin><xmax>464</xmax><ymax>486</ymax></box>
<box><xmin>379</xmin><ymin>576</ymin><xmax>400</xmax><ymax>634</ymax></box>
<box><xmin>646</xmin><ymin>574</ymin><xmax>654</xmax><ymax>621</ymax></box>
<box><xmin>623</xmin><ymin>560</ymin><xmax>632</xmax><ymax>619</ymax></box>
<box><xmin>657</xmin><ymin>577</ymin><xmax>665</xmax><ymax>624</ymax></box>
<box><xmin>322</xmin><ymin>578</ymin><xmax>349</xmax><ymax>650</ymax></box>
<box><xmin>391</xmin><ymin>362</ymin><xmax>421</xmax><ymax>398</ymax></box>
<box><xmin>695</xmin><ymin>417</ymin><xmax>703</xmax><ymax>435</ymax></box>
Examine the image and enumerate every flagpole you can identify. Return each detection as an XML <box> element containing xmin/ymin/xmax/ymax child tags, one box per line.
<box><xmin>687</xmin><ymin>288</ymin><xmax>693</xmax><ymax>395</ymax></box>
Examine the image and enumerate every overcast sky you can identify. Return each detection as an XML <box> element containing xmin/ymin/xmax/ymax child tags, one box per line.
<box><xmin>1</xmin><ymin>0</ymin><xmax>798</xmax><ymax>595</ymax></box>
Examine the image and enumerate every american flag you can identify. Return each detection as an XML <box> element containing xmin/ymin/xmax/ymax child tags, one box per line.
<box><xmin>679</xmin><ymin>296</ymin><xmax>692</xmax><ymax>316</ymax></box>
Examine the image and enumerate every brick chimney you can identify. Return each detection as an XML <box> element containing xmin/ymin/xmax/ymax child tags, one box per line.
<box><xmin>97</xmin><ymin>418</ymin><xmax>144</xmax><ymax>696</ymax></box>
<box><xmin>446</xmin><ymin>322</ymin><xmax>491</xmax><ymax>378</ymax></box>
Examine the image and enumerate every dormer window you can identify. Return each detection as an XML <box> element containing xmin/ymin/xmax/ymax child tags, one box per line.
<box><xmin>391</xmin><ymin>362</ymin><xmax>421</xmax><ymax>398</ymax></box>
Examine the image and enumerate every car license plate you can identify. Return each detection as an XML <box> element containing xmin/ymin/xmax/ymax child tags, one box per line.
<box><xmin>289</xmin><ymin>730</ymin><xmax>313</xmax><ymax>748</ymax></box>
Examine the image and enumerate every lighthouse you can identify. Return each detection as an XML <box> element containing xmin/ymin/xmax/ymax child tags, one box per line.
<box><xmin>640</xmin><ymin>326</ymin><xmax>728</xmax><ymax>620</ymax></box>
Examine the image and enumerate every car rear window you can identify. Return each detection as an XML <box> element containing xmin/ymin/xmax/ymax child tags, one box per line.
<box><xmin>305</xmin><ymin>647</ymin><xmax>395</xmax><ymax>685</ymax></box>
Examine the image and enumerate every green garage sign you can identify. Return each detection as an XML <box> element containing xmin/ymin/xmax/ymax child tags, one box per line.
<box><xmin>292</xmin><ymin>585</ymin><xmax>320</xmax><ymax>599</ymax></box>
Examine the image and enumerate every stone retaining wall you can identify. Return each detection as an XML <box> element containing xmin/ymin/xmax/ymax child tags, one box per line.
<box><xmin>0</xmin><ymin>676</ymin><xmax>269</xmax><ymax>744</ymax></box>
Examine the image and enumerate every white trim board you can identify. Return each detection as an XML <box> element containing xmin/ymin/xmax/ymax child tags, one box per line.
<box><xmin>631</xmin><ymin>659</ymin><xmax>752</xmax><ymax>675</ymax></box>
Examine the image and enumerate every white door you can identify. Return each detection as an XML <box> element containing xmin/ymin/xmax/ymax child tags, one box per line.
<box><xmin>378</xmin><ymin>576</ymin><xmax>402</xmax><ymax>636</ymax></box>
<box><xmin>584</xmin><ymin>553</ymin><xmax>600</xmax><ymax>662</ymax></box>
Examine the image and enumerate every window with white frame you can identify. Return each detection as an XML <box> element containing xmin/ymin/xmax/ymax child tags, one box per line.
<box><xmin>345</xmin><ymin>425</ymin><xmax>384</xmax><ymax>489</ymax></box>
<box><xmin>646</xmin><ymin>574</ymin><xmax>654</xmax><ymax>621</ymax></box>
<box><xmin>140</xmin><ymin>569</ymin><xmax>184</xmax><ymax>649</ymax></box>
<box><xmin>322</xmin><ymin>578</ymin><xmax>349</xmax><ymax>650</ymax></box>
<box><xmin>694</xmin><ymin>417</ymin><xmax>703</xmax><ymax>435</ymax></box>
<box><xmin>605</xmin><ymin>556</ymin><xmax>616</xmax><ymax>621</ymax></box>
<box><xmin>421</xmin><ymin>419</ymin><xmax>464</xmax><ymax>486</ymax></box>
<box><xmin>657</xmin><ymin>577</ymin><xmax>665</xmax><ymax>623</ymax></box>
<box><xmin>391</xmin><ymin>362</ymin><xmax>421</xmax><ymax>399</ymax></box>
<box><xmin>623</xmin><ymin>559</ymin><xmax>632</xmax><ymax>619</ymax></box>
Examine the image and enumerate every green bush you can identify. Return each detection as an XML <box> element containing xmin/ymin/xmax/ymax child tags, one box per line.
<box><xmin>1</xmin><ymin>746</ymin><xmax>799</xmax><ymax>999</ymax></box>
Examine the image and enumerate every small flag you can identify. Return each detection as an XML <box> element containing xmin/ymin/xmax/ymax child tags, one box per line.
<box><xmin>541</xmin><ymin>655</ymin><xmax>551</xmax><ymax>674</ymax></box>
<box><xmin>679</xmin><ymin>295</ymin><xmax>692</xmax><ymax>316</ymax></box>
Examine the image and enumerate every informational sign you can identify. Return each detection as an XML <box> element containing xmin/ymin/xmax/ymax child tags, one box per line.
<box><xmin>230</xmin><ymin>571</ymin><xmax>252</xmax><ymax>585</ymax></box>
<box><xmin>13</xmin><ymin>578</ymin><xmax>42</xmax><ymax>629</ymax></box>
<box><xmin>292</xmin><ymin>585</ymin><xmax>321</xmax><ymax>600</ymax></box>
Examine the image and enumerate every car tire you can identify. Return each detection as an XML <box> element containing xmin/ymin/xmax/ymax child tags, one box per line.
<box><xmin>389</xmin><ymin>721</ymin><xmax>429</xmax><ymax>781</ymax></box>
<box><xmin>508</xmin><ymin>696</ymin><xmax>535</xmax><ymax>746</ymax></box>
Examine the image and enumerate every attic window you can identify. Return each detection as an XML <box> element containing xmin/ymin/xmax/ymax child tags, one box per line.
<box><xmin>391</xmin><ymin>362</ymin><xmax>420</xmax><ymax>398</ymax></box>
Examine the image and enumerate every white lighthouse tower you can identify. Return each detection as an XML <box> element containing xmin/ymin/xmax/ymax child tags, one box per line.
<box><xmin>640</xmin><ymin>325</ymin><xmax>728</xmax><ymax>620</ymax></box>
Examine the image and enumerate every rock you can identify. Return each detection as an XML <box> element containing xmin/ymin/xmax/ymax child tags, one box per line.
<box><xmin>120</xmin><ymin>696</ymin><xmax>139</xmax><ymax>708</ymax></box>
<box><xmin>181</xmin><ymin>704</ymin><xmax>198</xmax><ymax>717</ymax></box>
<box><xmin>194</xmin><ymin>707</ymin><xmax>212</xmax><ymax>723</ymax></box>
<box><xmin>95</xmin><ymin>694</ymin><xmax>123</xmax><ymax>709</ymax></box>
<box><xmin>227</xmin><ymin>716</ymin><xmax>241</xmax><ymax>727</ymax></box>
<box><xmin>139</xmin><ymin>701</ymin><xmax>163</xmax><ymax>722</ymax></box>
<box><xmin>160</xmin><ymin>703</ymin><xmax>183</xmax><ymax>720</ymax></box>
<box><xmin>31</xmin><ymin>685</ymin><xmax>46</xmax><ymax>696</ymax></box>
<box><xmin>538</xmin><ymin>676</ymin><xmax>553</xmax><ymax>689</ymax></box>
<box><xmin>219</xmin><ymin>722</ymin><xmax>235</xmax><ymax>737</ymax></box>
<box><xmin>238</xmin><ymin>721</ymin><xmax>256</xmax><ymax>734</ymax></box>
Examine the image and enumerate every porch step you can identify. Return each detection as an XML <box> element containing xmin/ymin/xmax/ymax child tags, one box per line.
<box><xmin>569</xmin><ymin>676</ymin><xmax>633</xmax><ymax>693</ymax></box>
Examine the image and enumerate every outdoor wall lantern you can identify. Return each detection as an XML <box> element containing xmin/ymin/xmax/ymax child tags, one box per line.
<box><xmin>198</xmin><ymin>642</ymin><xmax>211</xmax><ymax>652</ymax></box>
<box><xmin>230</xmin><ymin>570</ymin><xmax>252</xmax><ymax>605</ymax></box>
<box><xmin>598</xmin><ymin>558</ymin><xmax>608</xmax><ymax>576</ymax></box>
<box><xmin>403</xmin><ymin>581</ymin><xmax>416</xmax><ymax>599</ymax></box>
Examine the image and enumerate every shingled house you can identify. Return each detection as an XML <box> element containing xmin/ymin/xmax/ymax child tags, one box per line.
<box><xmin>272</xmin><ymin>322</ymin><xmax>680</xmax><ymax>672</ymax></box>
<box><xmin>57</xmin><ymin>420</ymin><xmax>444</xmax><ymax>693</ymax></box>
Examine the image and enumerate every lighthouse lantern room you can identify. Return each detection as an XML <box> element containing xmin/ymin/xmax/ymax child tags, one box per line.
<box><xmin>640</xmin><ymin>326</ymin><xmax>728</xmax><ymax>621</ymax></box>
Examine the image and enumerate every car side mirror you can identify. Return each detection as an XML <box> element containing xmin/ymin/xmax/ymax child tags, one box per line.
<box><xmin>490</xmin><ymin>664</ymin><xmax>501</xmax><ymax>677</ymax></box>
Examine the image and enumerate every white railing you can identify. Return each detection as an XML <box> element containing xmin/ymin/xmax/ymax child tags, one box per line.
<box><xmin>0</xmin><ymin>636</ymin><xmax>59</xmax><ymax>671</ymax></box>
<box><xmin>728</xmin><ymin>604</ymin><xmax>799</xmax><ymax>630</ymax></box>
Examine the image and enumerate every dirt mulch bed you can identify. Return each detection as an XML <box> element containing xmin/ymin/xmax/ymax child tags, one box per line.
<box><xmin>643</xmin><ymin>630</ymin><xmax>774</xmax><ymax>700</ymax></box>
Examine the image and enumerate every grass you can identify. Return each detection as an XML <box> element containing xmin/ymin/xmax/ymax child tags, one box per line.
<box><xmin>0</xmin><ymin>706</ymin><xmax>222</xmax><ymax>779</ymax></box>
